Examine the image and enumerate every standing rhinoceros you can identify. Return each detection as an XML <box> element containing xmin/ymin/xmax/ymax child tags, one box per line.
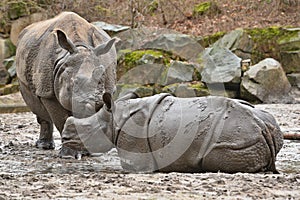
<box><xmin>16</xmin><ymin>12</ymin><xmax>117</xmax><ymax>152</ymax></box>
<box><xmin>62</xmin><ymin>93</ymin><xmax>284</xmax><ymax>173</ymax></box>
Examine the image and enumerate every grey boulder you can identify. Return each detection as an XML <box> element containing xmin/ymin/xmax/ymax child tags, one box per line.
<box><xmin>241</xmin><ymin>58</ymin><xmax>294</xmax><ymax>103</ymax></box>
<box><xmin>200</xmin><ymin>47</ymin><xmax>242</xmax><ymax>84</ymax></box>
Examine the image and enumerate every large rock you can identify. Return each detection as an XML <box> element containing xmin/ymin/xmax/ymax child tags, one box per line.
<box><xmin>118</xmin><ymin>63</ymin><xmax>166</xmax><ymax>85</ymax></box>
<box><xmin>280</xmin><ymin>50</ymin><xmax>300</xmax><ymax>73</ymax></box>
<box><xmin>92</xmin><ymin>21</ymin><xmax>130</xmax><ymax>36</ymax></box>
<box><xmin>200</xmin><ymin>47</ymin><xmax>242</xmax><ymax>84</ymax></box>
<box><xmin>142</xmin><ymin>33</ymin><xmax>204</xmax><ymax>62</ymax></box>
<box><xmin>163</xmin><ymin>61</ymin><xmax>198</xmax><ymax>86</ymax></box>
<box><xmin>117</xmin><ymin>49</ymin><xmax>170</xmax><ymax>79</ymax></box>
<box><xmin>0</xmin><ymin>38</ymin><xmax>14</xmax><ymax>86</ymax></box>
<box><xmin>3</xmin><ymin>56</ymin><xmax>16</xmax><ymax>78</ymax></box>
<box><xmin>0</xmin><ymin>38</ymin><xmax>15</xmax><ymax>62</ymax></box>
<box><xmin>278</xmin><ymin>28</ymin><xmax>300</xmax><ymax>73</ymax></box>
<box><xmin>0</xmin><ymin>66</ymin><xmax>10</xmax><ymax>86</ymax></box>
<box><xmin>212</xmin><ymin>29</ymin><xmax>253</xmax><ymax>60</ymax></box>
<box><xmin>115</xmin><ymin>84</ymin><xmax>154</xmax><ymax>99</ymax></box>
<box><xmin>115</xmin><ymin>27</ymin><xmax>178</xmax><ymax>51</ymax></box>
<box><xmin>10</xmin><ymin>12</ymin><xmax>47</xmax><ymax>45</ymax></box>
<box><xmin>162</xmin><ymin>82</ymin><xmax>209</xmax><ymax>98</ymax></box>
<box><xmin>241</xmin><ymin>58</ymin><xmax>293</xmax><ymax>103</ymax></box>
<box><xmin>287</xmin><ymin>73</ymin><xmax>300</xmax><ymax>88</ymax></box>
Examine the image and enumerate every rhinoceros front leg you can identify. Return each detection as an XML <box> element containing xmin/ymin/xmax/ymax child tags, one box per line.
<box><xmin>36</xmin><ymin>116</ymin><xmax>55</xmax><ymax>149</ymax></box>
<box><xmin>40</xmin><ymin>98</ymin><xmax>71</xmax><ymax>133</ymax></box>
<box><xmin>18</xmin><ymin>81</ymin><xmax>55</xmax><ymax>149</ymax></box>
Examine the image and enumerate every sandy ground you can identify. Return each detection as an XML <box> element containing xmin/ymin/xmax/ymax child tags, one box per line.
<box><xmin>0</xmin><ymin>99</ymin><xmax>299</xmax><ymax>199</ymax></box>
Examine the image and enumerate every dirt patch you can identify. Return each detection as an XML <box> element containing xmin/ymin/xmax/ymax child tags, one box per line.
<box><xmin>0</xmin><ymin>102</ymin><xmax>299</xmax><ymax>199</ymax></box>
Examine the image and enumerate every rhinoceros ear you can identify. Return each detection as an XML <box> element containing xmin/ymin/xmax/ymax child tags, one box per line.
<box><xmin>57</xmin><ymin>30</ymin><xmax>77</xmax><ymax>54</ymax></box>
<box><xmin>103</xmin><ymin>92</ymin><xmax>113</xmax><ymax>110</ymax></box>
<box><xmin>94</xmin><ymin>38</ymin><xmax>117</xmax><ymax>56</ymax></box>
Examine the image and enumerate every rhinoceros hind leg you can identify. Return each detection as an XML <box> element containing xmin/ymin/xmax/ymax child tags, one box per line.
<box><xmin>36</xmin><ymin>116</ymin><xmax>55</xmax><ymax>149</ymax></box>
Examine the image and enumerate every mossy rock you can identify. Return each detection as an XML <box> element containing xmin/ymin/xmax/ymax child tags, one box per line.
<box><xmin>197</xmin><ymin>31</ymin><xmax>226</xmax><ymax>48</ymax></box>
<box><xmin>5</xmin><ymin>39</ymin><xmax>16</xmax><ymax>57</ymax></box>
<box><xmin>117</xmin><ymin>49</ymin><xmax>172</xmax><ymax>79</ymax></box>
<box><xmin>147</xmin><ymin>0</ymin><xmax>159</xmax><ymax>14</ymax></box>
<box><xmin>280</xmin><ymin>50</ymin><xmax>300</xmax><ymax>73</ymax></box>
<box><xmin>0</xmin><ymin>82</ymin><xmax>19</xmax><ymax>95</ymax></box>
<box><xmin>162</xmin><ymin>82</ymin><xmax>210</xmax><ymax>98</ymax></box>
<box><xmin>114</xmin><ymin>83</ymin><xmax>154</xmax><ymax>99</ymax></box>
<box><xmin>193</xmin><ymin>1</ymin><xmax>221</xmax><ymax>17</ymax></box>
<box><xmin>188</xmin><ymin>82</ymin><xmax>210</xmax><ymax>97</ymax></box>
<box><xmin>0</xmin><ymin>0</ymin><xmax>43</xmax><ymax>36</ymax></box>
<box><xmin>7</xmin><ymin>1</ymin><xmax>29</xmax><ymax>20</ymax></box>
<box><xmin>245</xmin><ymin>27</ymin><xmax>299</xmax><ymax>63</ymax></box>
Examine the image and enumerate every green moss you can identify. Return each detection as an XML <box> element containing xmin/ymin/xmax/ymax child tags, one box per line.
<box><xmin>117</xmin><ymin>49</ymin><xmax>172</xmax><ymax>80</ymax></box>
<box><xmin>189</xmin><ymin>82</ymin><xmax>206</xmax><ymax>90</ymax></box>
<box><xmin>193</xmin><ymin>1</ymin><xmax>220</xmax><ymax>17</ymax></box>
<box><xmin>277</xmin><ymin>28</ymin><xmax>300</xmax><ymax>51</ymax></box>
<box><xmin>161</xmin><ymin>83</ymin><xmax>179</xmax><ymax>94</ymax></box>
<box><xmin>245</xmin><ymin>27</ymin><xmax>300</xmax><ymax>62</ymax></box>
<box><xmin>200</xmin><ymin>31</ymin><xmax>226</xmax><ymax>47</ymax></box>
<box><xmin>246</xmin><ymin>27</ymin><xmax>282</xmax><ymax>41</ymax></box>
<box><xmin>116</xmin><ymin>84</ymin><xmax>154</xmax><ymax>98</ymax></box>
<box><xmin>123</xmin><ymin>49</ymin><xmax>171</xmax><ymax>67</ymax></box>
<box><xmin>7</xmin><ymin>1</ymin><xmax>29</xmax><ymax>20</ymax></box>
<box><xmin>5</xmin><ymin>39</ymin><xmax>16</xmax><ymax>57</ymax></box>
<box><xmin>148</xmin><ymin>0</ymin><xmax>159</xmax><ymax>14</ymax></box>
<box><xmin>193</xmin><ymin>2</ymin><xmax>212</xmax><ymax>15</ymax></box>
<box><xmin>95</xmin><ymin>5</ymin><xmax>109</xmax><ymax>14</ymax></box>
<box><xmin>161</xmin><ymin>82</ymin><xmax>210</xmax><ymax>97</ymax></box>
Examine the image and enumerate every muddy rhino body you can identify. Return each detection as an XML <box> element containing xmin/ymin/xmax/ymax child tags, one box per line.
<box><xmin>16</xmin><ymin>12</ymin><xmax>117</xmax><ymax>150</ymax></box>
<box><xmin>62</xmin><ymin>93</ymin><xmax>284</xmax><ymax>173</ymax></box>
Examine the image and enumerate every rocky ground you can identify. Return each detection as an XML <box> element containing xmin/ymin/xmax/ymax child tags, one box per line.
<box><xmin>0</xmin><ymin>93</ymin><xmax>299</xmax><ymax>199</ymax></box>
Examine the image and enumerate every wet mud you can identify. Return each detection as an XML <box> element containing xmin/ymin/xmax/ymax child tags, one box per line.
<box><xmin>0</xmin><ymin>104</ymin><xmax>299</xmax><ymax>199</ymax></box>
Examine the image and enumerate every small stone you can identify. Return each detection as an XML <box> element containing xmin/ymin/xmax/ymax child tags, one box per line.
<box><xmin>17</xmin><ymin>124</ymin><xmax>25</xmax><ymax>129</ymax></box>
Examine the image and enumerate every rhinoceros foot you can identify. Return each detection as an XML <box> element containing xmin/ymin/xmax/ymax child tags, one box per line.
<box><xmin>36</xmin><ymin>139</ymin><xmax>55</xmax><ymax>150</ymax></box>
<box><xmin>59</xmin><ymin>145</ymin><xmax>90</xmax><ymax>159</ymax></box>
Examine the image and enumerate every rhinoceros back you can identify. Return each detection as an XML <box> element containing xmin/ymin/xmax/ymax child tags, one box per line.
<box><xmin>149</xmin><ymin>96</ymin><xmax>283</xmax><ymax>173</ymax></box>
<box><xmin>16</xmin><ymin>12</ymin><xmax>115</xmax><ymax>98</ymax></box>
<box><xmin>114</xmin><ymin>94</ymin><xmax>283</xmax><ymax>173</ymax></box>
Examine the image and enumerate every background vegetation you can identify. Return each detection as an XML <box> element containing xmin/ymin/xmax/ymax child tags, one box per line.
<box><xmin>0</xmin><ymin>0</ymin><xmax>299</xmax><ymax>38</ymax></box>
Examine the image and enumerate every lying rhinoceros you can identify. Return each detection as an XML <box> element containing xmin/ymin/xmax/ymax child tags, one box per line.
<box><xmin>16</xmin><ymin>12</ymin><xmax>117</xmax><ymax>151</ymax></box>
<box><xmin>62</xmin><ymin>93</ymin><xmax>283</xmax><ymax>173</ymax></box>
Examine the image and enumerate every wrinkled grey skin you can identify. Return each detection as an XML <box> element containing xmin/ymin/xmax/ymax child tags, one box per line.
<box><xmin>16</xmin><ymin>12</ymin><xmax>117</xmax><ymax>152</ymax></box>
<box><xmin>62</xmin><ymin>93</ymin><xmax>284</xmax><ymax>173</ymax></box>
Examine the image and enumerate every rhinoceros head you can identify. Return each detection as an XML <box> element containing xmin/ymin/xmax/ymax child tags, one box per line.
<box><xmin>53</xmin><ymin>30</ymin><xmax>116</xmax><ymax>118</ymax></box>
<box><xmin>61</xmin><ymin>92</ymin><xmax>116</xmax><ymax>157</ymax></box>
